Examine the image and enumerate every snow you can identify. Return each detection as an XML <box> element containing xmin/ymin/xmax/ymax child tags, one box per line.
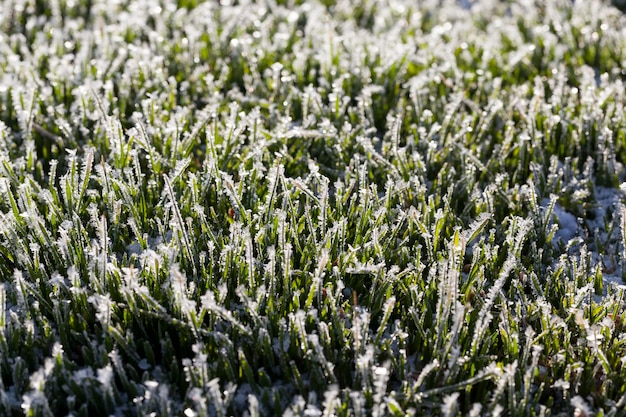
<box><xmin>551</xmin><ymin>202</ymin><xmax>579</xmax><ymax>244</ymax></box>
<box><xmin>547</xmin><ymin>184</ymin><xmax>626</xmax><ymax>292</ymax></box>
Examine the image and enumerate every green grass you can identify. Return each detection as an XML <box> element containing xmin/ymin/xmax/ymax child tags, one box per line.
<box><xmin>1</xmin><ymin>0</ymin><xmax>626</xmax><ymax>415</ymax></box>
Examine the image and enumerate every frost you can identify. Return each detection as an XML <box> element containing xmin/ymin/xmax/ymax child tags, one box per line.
<box><xmin>441</xmin><ymin>392</ymin><xmax>460</xmax><ymax>417</ymax></box>
<box><xmin>169</xmin><ymin>264</ymin><xmax>196</xmax><ymax>317</ymax></box>
<box><xmin>21</xmin><ymin>391</ymin><xmax>50</xmax><ymax>415</ymax></box>
<box><xmin>0</xmin><ymin>0</ymin><xmax>625</xmax><ymax>415</ymax></box>
<box><xmin>88</xmin><ymin>293</ymin><xmax>113</xmax><ymax>328</ymax></box>
<box><xmin>570</xmin><ymin>396</ymin><xmax>592</xmax><ymax>417</ymax></box>
<box><xmin>73</xmin><ymin>368</ymin><xmax>94</xmax><ymax>384</ymax></box>
<box><xmin>552</xmin><ymin>379</ymin><xmax>570</xmax><ymax>391</ymax></box>
<box><xmin>97</xmin><ymin>365</ymin><xmax>114</xmax><ymax>391</ymax></box>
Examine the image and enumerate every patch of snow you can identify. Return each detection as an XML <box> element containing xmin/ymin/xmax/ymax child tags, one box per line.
<box><xmin>551</xmin><ymin>202</ymin><xmax>579</xmax><ymax>244</ymax></box>
<box><xmin>590</xmin><ymin>186</ymin><xmax>626</xmax><ymax>289</ymax></box>
<box><xmin>549</xmin><ymin>185</ymin><xmax>626</xmax><ymax>292</ymax></box>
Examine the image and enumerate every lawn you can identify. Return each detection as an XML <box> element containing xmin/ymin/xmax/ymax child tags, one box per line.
<box><xmin>1</xmin><ymin>0</ymin><xmax>626</xmax><ymax>415</ymax></box>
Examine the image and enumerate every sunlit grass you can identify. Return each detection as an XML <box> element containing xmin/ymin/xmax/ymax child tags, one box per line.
<box><xmin>1</xmin><ymin>0</ymin><xmax>626</xmax><ymax>416</ymax></box>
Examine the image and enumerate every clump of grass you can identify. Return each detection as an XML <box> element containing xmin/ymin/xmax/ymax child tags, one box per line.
<box><xmin>1</xmin><ymin>0</ymin><xmax>626</xmax><ymax>416</ymax></box>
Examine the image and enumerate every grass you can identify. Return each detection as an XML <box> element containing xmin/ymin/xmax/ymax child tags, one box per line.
<box><xmin>1</xmin><ymin>0</ymin><xmax>626</xmax><ymax>415</ymax></box>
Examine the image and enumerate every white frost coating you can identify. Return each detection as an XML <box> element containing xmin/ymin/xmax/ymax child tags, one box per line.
<box><xmin>97</xmin><ymin>365</ymin><xmax>114</xmax><ymax>391</ymax></box>
<box><xmin>126</xmin><ymin>232</ymin><xmax>174</xmax><ymax>257</ymax></box>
